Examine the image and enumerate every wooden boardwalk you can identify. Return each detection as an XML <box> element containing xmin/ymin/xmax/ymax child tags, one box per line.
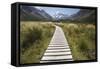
<box><xmin>40</xmin><ymin>25</ymin><xmax>73</xmax><ymax>63</ymax></box>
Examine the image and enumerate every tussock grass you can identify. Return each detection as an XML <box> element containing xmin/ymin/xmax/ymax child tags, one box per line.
<box><xmin>57</xmin><ymin>23</ymin><xmax>96</xmax><ymax>60</ymax></box>
<box><xmin>20</xmin><ymin>21</ymin><xmax>55</xmax><ymax>64</ymax></box>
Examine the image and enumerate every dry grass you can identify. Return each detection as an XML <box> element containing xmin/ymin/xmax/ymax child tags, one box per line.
<box><xmin>20</xmin><ymin>21</ymin><xmax>55</xmax><ymax>64</ymax></box>
<box><xmin>56</xmin><ymin>23</ymin><xmax>96</xmax><ymax>60</ymax></box>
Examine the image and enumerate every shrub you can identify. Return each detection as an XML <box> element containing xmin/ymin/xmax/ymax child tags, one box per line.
<box><xmin>60</xmin><ymin>23</ymin><xmax>95</xmax><ymax>60</ymax></box>
<box><xmin>20</xmin><ymin>22</ymin><xmax>55</xmax><ymax>64</ymax></box>
<box><xmin>21</xmin><ymin>26</ymin><xmax>43</xmax><ymax>50</ymax></box>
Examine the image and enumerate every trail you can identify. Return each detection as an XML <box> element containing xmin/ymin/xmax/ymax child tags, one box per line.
<box><xmin>40</xmin><ymin>25</ymin><xmax>73</xmax><ymax>63</ymax></box>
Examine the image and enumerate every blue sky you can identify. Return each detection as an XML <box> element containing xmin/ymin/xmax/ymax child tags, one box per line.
<box><xmin>35</xmin><ymin>6</ymin><xmax>80</xmax><ymax>18</ymax></box>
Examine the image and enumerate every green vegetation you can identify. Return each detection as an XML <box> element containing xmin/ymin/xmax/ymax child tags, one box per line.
<box><xmin>20</xmin><ymin>21</ymin><xmax>55</xmax><ymax>64</ymax></box>
<box><xmin>56</xmin><ymin>23</ymin><xmax>96</xmax><ymax>60</ymax></box>
<box><xmin>20</xmin><ymin>21</ymin><xmax>96</xmax><ymax>63</ymax></box>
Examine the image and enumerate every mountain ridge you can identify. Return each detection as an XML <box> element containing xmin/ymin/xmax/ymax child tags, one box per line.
<box><xmin>20</xmin><ymin>6</ymin><xmax>53</xmax><ymax>21</ymax></box>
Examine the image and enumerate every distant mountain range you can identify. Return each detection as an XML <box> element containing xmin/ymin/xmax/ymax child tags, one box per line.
<box><xmin>69</xmin><ymin>9</ymin><xmax>96</xmax><ymax>22</ymax></box>
<box><xmin>20</xmin><ymin>6</ymin><xmax>96</xmax><ymax>23</ymax></box>
<box><xmin>53</xmin><ymin>13</ymin><xmax>69</xmax><ymax>20</ymax></box>
<box><xmin>56</xmin><ymin>9</ymin><xmax>96</xmax><ymax>23</ymax></box>
<box><xmin>20</xmin><ymin>6</ymin><xmax>53</xmax><ymax>21</ymax></box>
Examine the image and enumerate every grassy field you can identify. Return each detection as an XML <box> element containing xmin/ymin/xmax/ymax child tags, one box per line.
<box><xmin>56</xmin><ymin>23</ymin><xmax>96</xmax><ymax>60</ymax></box>
<box><xmin>20</xmin><ymin>21</ymin><xmax>96</xmax><ymax>64</ymax></box>
<box><xmin>20</xmin><ymin>21</ymin><xmax>55</xmax><ymax>64</ymax></box>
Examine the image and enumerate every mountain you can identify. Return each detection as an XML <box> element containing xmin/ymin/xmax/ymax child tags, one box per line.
<box><xmin>56</xmin><ymin>9</ymin><xmax>96</xmax><ymax>23</ymax></box>
<box><xmin>20</xmin><ymin>6</ymin><xmax>53</xmax><ymax>21</ymax></box>
<box><xmin>53</xmin><ymin>13</ymin><xmax>69</xmax><ymax>21</ymax></box>
<box><xmin>70</xmin><ymin>9</ymin><xmax>96</xmax><ymax>23</ymax></box>
<box><xmin>20</xmin><ymin>6</ymin><xmax>96</xmax><ymax>23</ymax></box>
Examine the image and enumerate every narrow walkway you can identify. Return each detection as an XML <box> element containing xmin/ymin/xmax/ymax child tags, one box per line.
<box><xmin>40</xmin><ymin>25</ymin><xmax>73</xmax><ymax>63</ymax></box>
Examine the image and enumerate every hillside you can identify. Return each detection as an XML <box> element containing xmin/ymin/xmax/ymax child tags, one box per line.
<box><xmin>70</xmin><ymin>9</ymin><xmax>96</xmax><ymax>23</ymax></box>
<box><xmin>20</xmin><ymin>6</ymin><xmax>53</xmax><ymax>21</ymax></box>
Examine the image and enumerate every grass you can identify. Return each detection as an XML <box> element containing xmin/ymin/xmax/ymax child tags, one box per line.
<box><xmin>20</xmin><ymin>21</ymin><xmax>55</xmax><ymax>64</ymax></box>
<box><xmin>56</xmin><ymin>23</ymin><xmax>96</xmax><ymax>60</ymax></box>
<box><xmin>20</xmin><ymin>21</ymin><xmax>96</xmax><ymax>63</ymax></box>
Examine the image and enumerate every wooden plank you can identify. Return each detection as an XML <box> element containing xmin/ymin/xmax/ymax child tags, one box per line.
<box><xmin>40</xmin><ymin>25</ymin><xmax>73</xmax><ymax>63</ymax></box>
